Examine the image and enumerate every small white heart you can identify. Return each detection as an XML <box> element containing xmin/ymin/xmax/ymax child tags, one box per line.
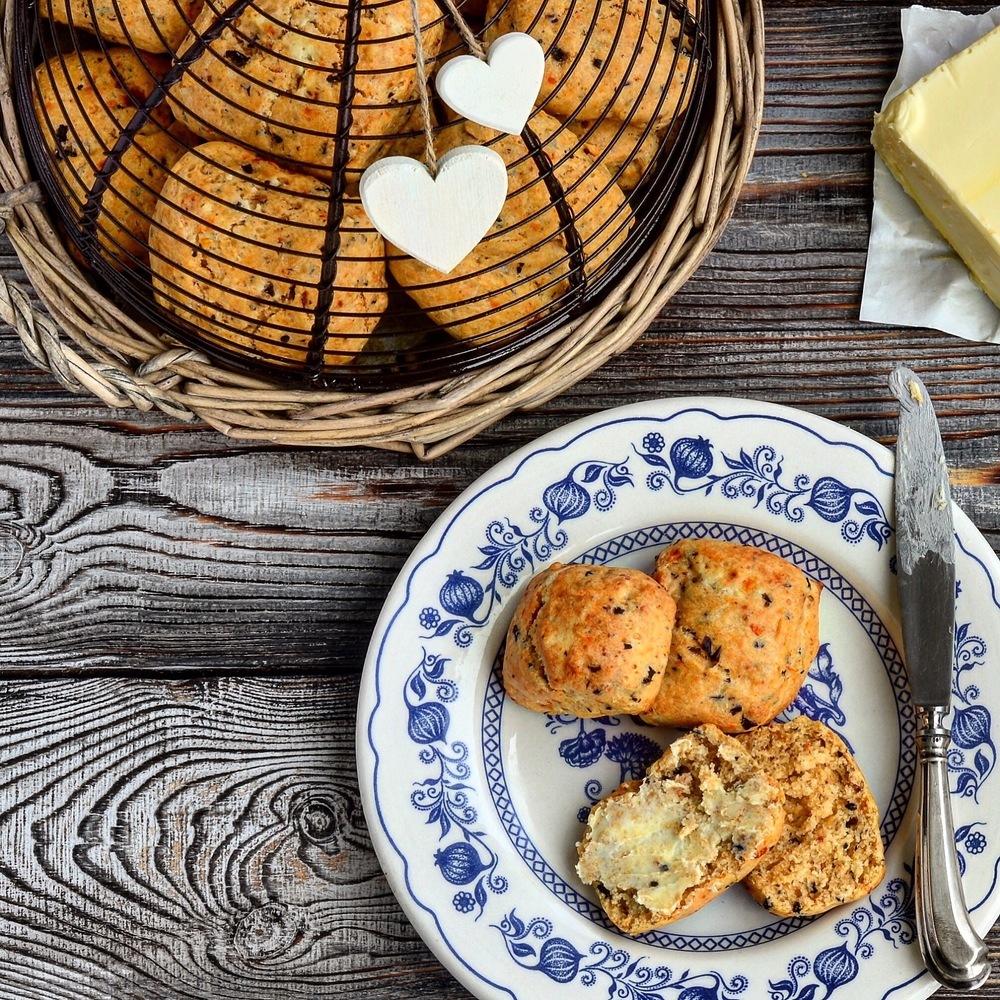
<box><xmin>359</xmin><ymin>146</ymin><xmax>508</xmax><ymax>274</ymax></box>
<box><xmin>435</xmin><ymin>32</ymin><xmax>545</xmax><ymax>136</ymax></box>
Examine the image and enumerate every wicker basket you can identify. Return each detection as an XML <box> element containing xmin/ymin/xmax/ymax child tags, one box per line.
<box><xmin>0</xmin><ymin>0</ymin><xmax>763</xmax><ymax>458</ymax></box>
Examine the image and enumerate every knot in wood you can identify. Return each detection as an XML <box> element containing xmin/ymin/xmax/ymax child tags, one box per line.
<box><xmin>289</xmin><ymin>790</ymin><xmax>348</xmax><ymax>850</ymax></box>
<box><xmin>232</xmin><ymin>902</ymin><xmax>304</xmax><ymax>962</ymax></box>
<box><xmin>0</xmin><ymin>524</ymin><xmax>26</xmax><ymax>583</ymax></box>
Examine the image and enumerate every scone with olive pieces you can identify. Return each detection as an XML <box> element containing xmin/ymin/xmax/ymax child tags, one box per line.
<box><xmin>737</xmin><ymin>717</ymin><xmax>886</xmax><ymax>916</ymax></box>
<box><xmin>32</xmin><ymin>47</ymin><xmax>193</xmax><ymax>267</ymax></box>
<box><xmin>502</xmin><ymin>562</ymin><xmax>676</xmax><ymax>718</ymax></box>
<box><xmin>39</xmin><ymin>0</ymin><xmax>203</xmax><ymax>53</ymax></box>
<box><xmin>389</xmin><ymin>110</ymin><xmax>633</xmax><ymax>343</ymax></box>
<box><xmin>486</xmin><ymin>0</ymin><xmax>701</xmax><ymax>192</ymax></box>
<box><xmin>641</xmin><ymin>538</ymin><xmax>822</xmax><ymax>732</ymax></box>
<box><xmin>167</xmin><ymin>0</ymin><xmax>447</xmax><ymax>174</ymax></box>
<box><xmin>576</xmin><ymin>724</ymin><xmax>785</xmax><ymax>934</ymax></box>
<box><xmin>485</xmin><ymin>0</ymin><xmax>699</xmax><ymax>127</ymax></box>
<box><xmin>150</xmin><ymin>141</ymin><xmax>388</xmax><ymax>368</ymax></box>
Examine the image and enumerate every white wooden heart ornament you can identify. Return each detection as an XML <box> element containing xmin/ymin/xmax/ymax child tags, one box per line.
<box><xmin>435</xmin><ymin>32</ymin><xmax>545</xmax><ymax>136</ymax></box>
<box><xmin>359</xmin><ymin>145</ymin><xmax>508</xmax><ymax>274</ymax></box>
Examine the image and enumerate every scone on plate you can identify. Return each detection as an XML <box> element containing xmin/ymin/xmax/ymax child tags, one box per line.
<box><xmin>502</xmin><ymin>562</ymin><xmax>675</xmax><ymax>718</ymax></box>
<box><xmin>576</xmin><ymin>725</ymin><xmax>785</xmax><ymax>934</ymax></box>
<box><xmin>149</xmin><ymin>141</ymin><xmax>388</xmax><ymax>368</ymax></box>
<box><xmin>736</xmin><ymin>716</ymin><xmax>886</xmax><ymax>916</ymax></box>
<box><xmin>641</xmin><ymin>538</ymin><xmax>822</xmax><ymax>732</ymax></box>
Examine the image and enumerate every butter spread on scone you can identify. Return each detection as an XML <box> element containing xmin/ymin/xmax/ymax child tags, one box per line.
<box><xmin>736</xmin><ymin>716</ymin><xmax>886</xmax><ymax>916</ymax></box>
<box><xmin>502</xmin><ymin>562</ymin><xmax>675</xmax><ymax>718</ymax></box>
<box><xmin>642</xmin><ymin>538</ymin><xmax>822</xmax><ymax>732</ymax></box>
<box><xmin>576</xmin><ymin>725</ymin><xmax>785</xmax><ymax>934</ymax></box>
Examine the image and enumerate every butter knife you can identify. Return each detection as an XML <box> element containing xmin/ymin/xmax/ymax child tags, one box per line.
<box><xmin>890</xmin><ymin>365</ymin><xmax>991</xmax><ymax>992</ymax></box>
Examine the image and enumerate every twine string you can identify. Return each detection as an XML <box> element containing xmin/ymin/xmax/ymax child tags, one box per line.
<box><xmin>409</xmin><ymin>0</ymin><xmax>490</xmax><ymax>174</ymax></box>
<box><xmin>409</xmin><ymin>0</ymin><xmax>439</xmax><ymax>175</ymax></box>
<box><xmin>437</xmin><ymin>0</ymin><xmax>487</xmax><ymax>59</ymax></box>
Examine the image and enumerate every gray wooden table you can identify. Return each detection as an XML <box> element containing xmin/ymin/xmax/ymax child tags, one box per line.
<box><xmin>3</xmin><ymin>1</ymin><xmax>1000</xmax><ymax>997</ymax></box>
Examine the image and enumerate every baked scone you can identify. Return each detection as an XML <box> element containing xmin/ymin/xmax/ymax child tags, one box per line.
<box><xmin>485</xmin><ymin>0</ymin><xmax>699</xmax><ymax>126</ymax></box>
<box><xmin>389</xmin><ymin>111</ymin><xmax>633</xmax><ymax>342</ymax></box>
<box><xmin>502</xmin><ymin>562</ymin><xmax>675</xmax><ymax>718</ymax></box>
<box><xmin>32</xmin><ymin>47</ymin><xmax>192</xmax><ymax>267</ymax></box>
<box><xmin>737</xmin><ymin>717</ymin><xmax>885</xmax><ymax>916</ymax></box>
<box><xmin>564</xmin><ymin>118</ymin><xmax>672</xmax><ymax>192</ymax></box>
<box><xmin>485</xmin><ymin>0</ymin><xmax>700</xmax><ymax>193</ymax></box>
<box><xmin>576</xmin><ymin>725</ymin><xmax>785</xmax><ymax>934</ymax></box>
<box><xmin>167</xmin><ymin>0</ymin><xmax>447</xmax><ymax>173</ymax></box>
<box><xmin>641</xmin><ymin>539</ymin><xmax>822</xmax><ymax>732</ymax></box>
<box><xmin>149</xmin><ymin>141</ymin><xmax>388</xmax><ymax>367</ymax></box>
<box><xmin>39</xmin><ymin>0</ymin><xmax>203</xmax><ymax>53</ymax></box>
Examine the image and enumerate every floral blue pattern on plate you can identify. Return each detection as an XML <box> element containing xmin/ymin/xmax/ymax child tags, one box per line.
<box><xmin>358</xmin><ymin>398</ymin><xmax>1000</xmax><ymax>1000</ymax></box>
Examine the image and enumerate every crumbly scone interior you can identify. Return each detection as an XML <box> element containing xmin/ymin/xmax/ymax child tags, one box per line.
<box><xmin>738</xmin><ymin>719</ymin><xmax>884</xmax><ymax>915</ymax></box>
<box><xmin>576</xmin><ymin>728</ymin><xmax>783</xmax><ymax>925</ymax></box>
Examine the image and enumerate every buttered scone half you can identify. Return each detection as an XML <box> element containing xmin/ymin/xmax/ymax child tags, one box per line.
<box><xmin>642</xmin><ymin>538</ymin><xmax>822</xmax><ymax>732</ymax></box>
<box><xmin>576</xmin><ymin>725</ymin><xmax>785</xmax><ymax>934</ymax></box>
<box><xmin>501</xmin><ymin>562</ymin><xmax>676</xmax><ymax>718</ymax></box>
<box><xmin>736</xmin><ymin>717</ymin><xmax>885</xmax><ymax>916</ymax></box>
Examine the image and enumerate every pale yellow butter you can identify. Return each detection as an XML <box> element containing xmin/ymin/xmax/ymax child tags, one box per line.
<box><xmin>872</xmin><ymin>23</ymin><xmax>1000</xmax><ymax>309</ymax></box>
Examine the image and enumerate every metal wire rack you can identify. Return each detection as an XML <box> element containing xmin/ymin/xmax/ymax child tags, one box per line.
<box><xmin>11</xmin><ymin>0</ymin><xmax>712</xmax><ymax>390</ymax></box>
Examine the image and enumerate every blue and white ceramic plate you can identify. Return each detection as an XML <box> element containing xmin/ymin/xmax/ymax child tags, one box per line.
<box><xmin>357</xmin><ymin>398</ymin><xmax>1000</xmax><ymax>1000</ymax></box>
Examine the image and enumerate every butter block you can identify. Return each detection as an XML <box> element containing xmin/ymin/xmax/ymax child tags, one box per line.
<box><xmin>872</xmin><ymin>24</ymin><xmax>1000</xmax><ymax>309</ymax></box>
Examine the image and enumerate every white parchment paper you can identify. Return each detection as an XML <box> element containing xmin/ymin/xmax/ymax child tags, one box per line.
<box><xmin>860</xmin><ymin>5</ymin><xmax>1000</xmax><ymax>342</ymax></box>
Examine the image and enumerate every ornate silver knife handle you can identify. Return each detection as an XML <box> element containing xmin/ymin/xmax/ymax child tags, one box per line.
<box><xmin>915</xmin><ymin>704</ymin><xmax>991</xmax><ymax>991</ymax></box>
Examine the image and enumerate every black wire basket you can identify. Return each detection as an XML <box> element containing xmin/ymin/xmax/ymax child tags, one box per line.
<box><xmin>12</xmin><ymin>0</ymin><xmax>713</xmax><ymax>390</ymax></box>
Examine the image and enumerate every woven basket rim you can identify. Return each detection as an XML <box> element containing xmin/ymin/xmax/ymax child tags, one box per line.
<box><xmin>0</xmin><ymin>0</ymin><xmax>764</xmax><ymax>459</ymax></box>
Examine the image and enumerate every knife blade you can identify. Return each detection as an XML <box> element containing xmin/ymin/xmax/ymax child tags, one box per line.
<box><xmin>890</xmin><ymin>365</ymin><xmax>990</xmax><ymax>991</ymax></box>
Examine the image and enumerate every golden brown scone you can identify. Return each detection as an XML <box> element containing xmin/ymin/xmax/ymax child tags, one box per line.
<box><xmin>39</xmin><ymin>0</ymin><xmax>203</xmax><ymax>53</ymax></box>
<box><xmin>641</xmin><ymin>538</ymin><xmax>822</xmax><ymax>732</ymax></box>
<box><xmin>737</xmin><ymin>717</ymin><xmax>886</xmax><ymax>916</ymax></box>
<box><xmin>32</xmin><ymin>47</ymin><xmax>192</xmax><ymax>267</ymax></box>
<box><xmin>577</xmin><ymin>725</ymin><xmax>785</xmax><ymax>934</ymax></box>
<box><xmin>149</xmin><ymin>141</ymin><xmax>387</xmax><ymax>367</ymax></box>
<box><xmin>502</xmin><ymin>562</ymin><xmax>675</xmax><ymax>718</ymax></box>
<box><xmin>564</xmin><ymin>118</ymin><xmax>671</xmax><ymax>192</ymax></box>
<box><xmin>485</xmin><ymin>0</ymin><xmax>699</xmax><ymax>126</ymax></box>
<box><xmin>389</xmin><ymin>111</ymin><xmax>633</xmax><ymax>342</ymax></box>
<box><xmin>167</xmin><ymin>0</ymin><xmax>447</xmax><ymax>173</ymax></box>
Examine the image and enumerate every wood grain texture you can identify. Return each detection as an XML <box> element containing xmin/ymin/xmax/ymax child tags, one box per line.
<box><xmin>2</xmin><ymin>0</ymin><xmax>1000</xmax><ymax>997</ymax></box>
<box><xmin>0</xmin><ymin>674</ymin><xmax>476</xmax><ymax>999</ymax></box>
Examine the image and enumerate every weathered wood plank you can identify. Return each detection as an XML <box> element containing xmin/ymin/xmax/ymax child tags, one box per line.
<box><xmin>0</xmin><ymin>674</ymin><xmax>476</xmax><ymax>999</ymax></box>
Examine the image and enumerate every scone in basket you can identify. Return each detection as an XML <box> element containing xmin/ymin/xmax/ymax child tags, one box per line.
<box><xmin>0</xmin><ymin>0</ymin><xmax>763</xmax><ymax>456</ymax></box>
